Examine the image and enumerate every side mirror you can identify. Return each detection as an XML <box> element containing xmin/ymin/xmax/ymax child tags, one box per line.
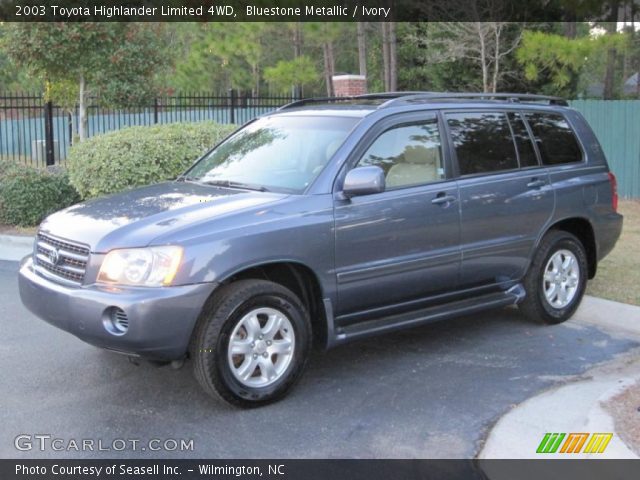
<box><xmin>342</xmin><ymin>166</ymin><xmax>385</xmax><ymax>198</ymax></box>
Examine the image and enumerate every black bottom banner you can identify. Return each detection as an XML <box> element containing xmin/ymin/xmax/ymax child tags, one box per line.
<box><xmin>2</xmin><ymin>459</ymin><xmax>639</xmax><ymax>480</ymax></box>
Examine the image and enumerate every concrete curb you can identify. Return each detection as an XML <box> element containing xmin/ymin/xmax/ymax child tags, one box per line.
<box><xmin>0</xmin><ymin>234</ymin><xmax>34</xmax><ymax>262</ymax></box>
<box><xmin>478</xmin><ymin>357</ymin><xmax>640</xmax><ymax>460</ymax></box>
<box><xmin>479</xmin><ymin>297</ymin><xmax>640</xmax><ymax>462</ymax></box>
<box><xmin>574</xmin><ymin>295</ymin><xmax>640</xmax><ymax>339</ymax></box>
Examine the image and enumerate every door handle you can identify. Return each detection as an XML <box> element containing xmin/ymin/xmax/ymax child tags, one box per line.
<box><xmin>431</xmin><ymin>193</ymin><xmax>457</xmax><ymax>205</ymax></box>
<box><xmin>527</xmin><ymin>179</ymin><xmax>546</xmax><ymax>189</ymax></box>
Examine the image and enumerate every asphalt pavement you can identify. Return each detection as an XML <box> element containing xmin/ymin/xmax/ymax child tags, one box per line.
<box><xmin>1</xmin><ymin>260</ymin><xmax>638</xmax><ymax>459</ymax></box>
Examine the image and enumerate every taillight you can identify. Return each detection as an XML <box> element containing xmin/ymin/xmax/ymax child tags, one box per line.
<box><xmin>608</xmin><ymin>172</ymin><xmax>618</xmax><ymax>212</ymax></box>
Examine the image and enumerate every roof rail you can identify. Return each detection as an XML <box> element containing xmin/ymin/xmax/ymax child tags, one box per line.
<box><xmin>277</xmin><ymin>92</ymin><xmax>420</xmax><ymax>110</ymax></box>
<box><xmin>277</xmin><ymin>92</ymin><xmax>569</xmax><ymax>111</ymax></box>
<box><xmin>382</xmin><ymin>92</ymin><xmax>569</xmax><ymax>107</ymax></box>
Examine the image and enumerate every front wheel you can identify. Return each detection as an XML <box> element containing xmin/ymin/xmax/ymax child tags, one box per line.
<box><xmin>191</xmin><ymin>279</ymin><xmax>311</xmax><ymax>407</ymax></box>
<box><xmin>520</xmin><ymin>230</ymin><xmax>588</xmax><ymax>325</ymax></box>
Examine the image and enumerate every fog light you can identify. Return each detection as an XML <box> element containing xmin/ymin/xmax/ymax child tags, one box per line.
<box><xmin>103</xmin><ymin>307</ymin><xmax>129</xmax><ymax>336</ymax></box>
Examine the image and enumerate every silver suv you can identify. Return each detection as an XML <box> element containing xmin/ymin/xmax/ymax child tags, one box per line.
<box><xmin>19</xmin><ymin>92</ymin><xmax>623</xmax><ymax>407</ymax></box>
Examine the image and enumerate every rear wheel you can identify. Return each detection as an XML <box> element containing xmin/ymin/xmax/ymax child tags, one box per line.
<box><xmin>191</xmin><ymin>279</ymin><xmax>311</xmax><ymax>407</ymax></box>
<box><xmin>520</xmin><ymin>230</ymin><xmax>588</xmax><ymax>325</ymax></box>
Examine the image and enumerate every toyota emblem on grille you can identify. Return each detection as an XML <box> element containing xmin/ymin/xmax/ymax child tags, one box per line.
<box><xmin>48</xmin><ymin>248</ymin><xmax>60</xmax><ymax>265</ymax></box>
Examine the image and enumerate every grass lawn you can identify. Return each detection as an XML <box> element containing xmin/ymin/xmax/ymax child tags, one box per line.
<box><xmin>587</xmin><ymin>200</ymin><xmax>640</xmax><ymax>306</ymax></box>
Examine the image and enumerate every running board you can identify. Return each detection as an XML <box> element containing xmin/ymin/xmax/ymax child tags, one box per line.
<box><xmin>333</xmin><ymin>284</ymin><xmax>525</xmax><ymax>345</ymax></box>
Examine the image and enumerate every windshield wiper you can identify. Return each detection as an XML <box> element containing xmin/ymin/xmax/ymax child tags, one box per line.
<box><xmin>176</xmin><ymin>174</ymin><xmax>197</xmax><ymax>182</ymax></box>
<box><xmin>199</xmin><ymin>179</ymin><xmax>269</xmax><ymax>192</ymax></box>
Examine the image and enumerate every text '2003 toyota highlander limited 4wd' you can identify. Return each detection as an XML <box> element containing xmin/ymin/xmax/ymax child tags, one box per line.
<box><xmin>19</xmin><ymin>92</ymin><xmax>622</xmax><ymax>407</ymax></box>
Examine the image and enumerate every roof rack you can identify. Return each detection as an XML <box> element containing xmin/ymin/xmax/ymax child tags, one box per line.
<box><xmin>383</xmin><ymin>92</ymin><xmax>569</xmax><ymax>107</ymax></box>
<box><xmin>277</xmin><ymin>92</ymin><xmax>420</xmax><ymax>110</ymax></box>
<box><xmin>277</xmin><ymin>92</ymin><xmax>568</xmax><ymax>110</ymax></box>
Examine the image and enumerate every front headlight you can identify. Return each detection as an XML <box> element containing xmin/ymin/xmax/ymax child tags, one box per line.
<box><xmin>97</xmin><ymin>246</ymin><xmax>183</xmax><ymax>287</ymax></box>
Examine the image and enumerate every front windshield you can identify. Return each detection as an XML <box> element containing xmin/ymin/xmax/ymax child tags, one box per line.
<box><xmin>185</xmin><ymin>115</ymin><xmax>359</xmax><ymax>193</ymax></box>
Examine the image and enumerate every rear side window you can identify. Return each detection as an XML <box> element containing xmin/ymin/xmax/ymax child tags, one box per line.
<box><xmin>508</xmin><ymin>112</ymin><xmax>539</xmax><ymax>168</ymax></box>
<box><xmin>525</xmin><ymin>113</ymin><xmax>582</xmax><ymax>165</ymax></box>
<box><xmin>446</xmin><ymin>112</ymin><xmax>518</xmax><ymax>175</ymax></box>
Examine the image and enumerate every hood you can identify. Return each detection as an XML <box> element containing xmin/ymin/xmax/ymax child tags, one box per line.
<box><xmin>39</xmin><ymin>182</ymin><xmax>287</xmax><ymax>252</ymax></box>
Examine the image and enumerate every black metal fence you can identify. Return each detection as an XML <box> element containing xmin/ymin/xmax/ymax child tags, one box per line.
<box><xmin>0</xmin><ymin>91</ymin><xmax>296</xmax><ymax>167</ymax></box>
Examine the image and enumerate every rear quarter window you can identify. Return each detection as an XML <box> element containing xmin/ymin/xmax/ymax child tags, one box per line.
<box><xmin>525</xmin><ymin>113</ymin><xmax>583</xmax><ymax>165</ymax></box>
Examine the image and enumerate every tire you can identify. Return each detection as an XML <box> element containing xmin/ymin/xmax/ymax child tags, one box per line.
<box><xmin>520</xmin><ymin>230</ymin><xmax>588</xmax><ymax>325</ymax></box>
<box><xmin>191</xmin><ymin>279</ymin><xmax>311</xmax><ymax>408</ymax></box>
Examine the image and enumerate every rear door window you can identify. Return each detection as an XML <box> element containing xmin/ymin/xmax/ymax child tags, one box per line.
<box><xmin>446</xmin><ymin>112</ymin><xmax>518</xmax><ymax>175</ymax></box>
<box><xmin>525</xmin><ymin>113</ymin><xmax>583</xmax><ymax>165</ymax></box>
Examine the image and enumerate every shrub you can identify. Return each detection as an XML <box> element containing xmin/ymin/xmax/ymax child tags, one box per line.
<box><xmin>0</xmin><ymin>165</ymin><xmax>80</xmax><ymax>227</ymax></box>
<box><xmin>67</xmin><ymin>121</ymin><xmax>237</xmax><ymax>199</ymax></box>
<box><xmin>0</xmin><ymin>160</ymin><xmax>23</xmax><ymax>178</ymax></box>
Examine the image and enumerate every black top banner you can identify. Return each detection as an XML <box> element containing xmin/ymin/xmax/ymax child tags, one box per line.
<box><xmin>0</xmin><ymin>0</ymin><xmax>633</xmax><ymax>22</ymax></box>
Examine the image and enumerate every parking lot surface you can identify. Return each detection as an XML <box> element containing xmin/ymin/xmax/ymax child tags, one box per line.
<box><xmin>1</xmin><ymin>260</ymin><xmax>638</xmax><ymax>459</ymax></box>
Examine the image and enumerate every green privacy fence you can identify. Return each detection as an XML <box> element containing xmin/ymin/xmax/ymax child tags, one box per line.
<box><xmin>1</xmin><ymin>94</ymin><xmax>638</xmax><ymax>197</ymax></box>
<box><xmin>570</xmin><ymin>100</ymin><xmax>640</xmax><ymax>199</ymax></box>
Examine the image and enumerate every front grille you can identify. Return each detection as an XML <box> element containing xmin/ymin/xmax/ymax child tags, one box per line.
<box><xmin>34</xmin><ymin>232</ymin><xmax>90</xmax><ymax>285</ymax></box>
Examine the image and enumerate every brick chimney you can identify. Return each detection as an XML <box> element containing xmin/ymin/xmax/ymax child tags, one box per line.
<box><xmin>332</xmin><ymin>75</ymin><xmax>367</xmax><ymax>97</ymax></box>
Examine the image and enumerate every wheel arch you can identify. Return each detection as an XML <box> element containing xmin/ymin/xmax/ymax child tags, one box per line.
<box><xmin>215</xmin><ymin>261</ymin><xmax>329</xmax><ymax>348</ymax></box>
<box><xmin>540</xmin><ymin>217</ymin><xmax>597</xmax><ymax>279</ymax></box>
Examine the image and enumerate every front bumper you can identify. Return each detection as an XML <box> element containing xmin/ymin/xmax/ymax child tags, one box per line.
<box><xmin>18</xmin><ymin>257</ymin><xmax>216</xmax><ymax>360</ymax></box>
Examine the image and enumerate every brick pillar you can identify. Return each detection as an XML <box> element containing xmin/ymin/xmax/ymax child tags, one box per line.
<box><xmin>332</xmin><ymin>75</ymin><xmax>367</xmax><ymax>97</ymax></box>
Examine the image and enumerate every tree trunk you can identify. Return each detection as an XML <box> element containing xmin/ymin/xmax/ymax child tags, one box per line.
<box><xmin>78</xmin><ymin>73</ymin><xmax>87</xmax><ymax>141</ymax></box>
<box><xmin>357</xmin><ymin>22</ymin><xmax>367</xmax><ymax>78</ymax></box>
<box><xmin>323</xmin><ymin>42</ymin><xmax>334</xmax><ymax>96</ymax></box>
<box><xmin>388</xmin><ymin>22</ymin><xmax>397</xmax><ymax>91</ymax></box>
<box><xmin>381</xmin><ymin>23</ymin><xmax>391</xmax><ymax>91</ymax></box>
<box><xmin>293</xmin><ymin>22</ymin><xmax>302</xmax><ymax>58</ymax></box>
<box><xmin>621</xmin><ymin>36</ymin><xmax>630</xmax><ymax>96</ymax></box>
<box><xmin>603</xmin><ymin>25</ymin><xmax>618</xmax><ymax>99</ymax></box>
<box><xmin>633</xmin><ymin>8</ymin><xmax>640</xmax><ymax>97</ymax></box>
<box><xmin>328</xmin><ymin>41</ymin><xmax>336</xmax><ymax>80</ymax></box>
<box><xmin>477</xmin><ymin>24</ymin><xmax>489</xmax><ymax>93</ymax></box>
<box><xmin>603</xmin><ymin>2</ymin><xmax>621</xmax><ymax>100</ymax></box>
<box><xmin>293</xmin><ymin>22</ymin><xmax>303</xmax><ymax>98</ymax></box>
<box><xmin>253</xmin><ymin>64</ymin><xmax>260</xmax><ymax>97</ymax></box>
<box><xmin>492</xmin><ymin>24</ymin><xmax>500</xmax><ymax>93</ymax></box>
